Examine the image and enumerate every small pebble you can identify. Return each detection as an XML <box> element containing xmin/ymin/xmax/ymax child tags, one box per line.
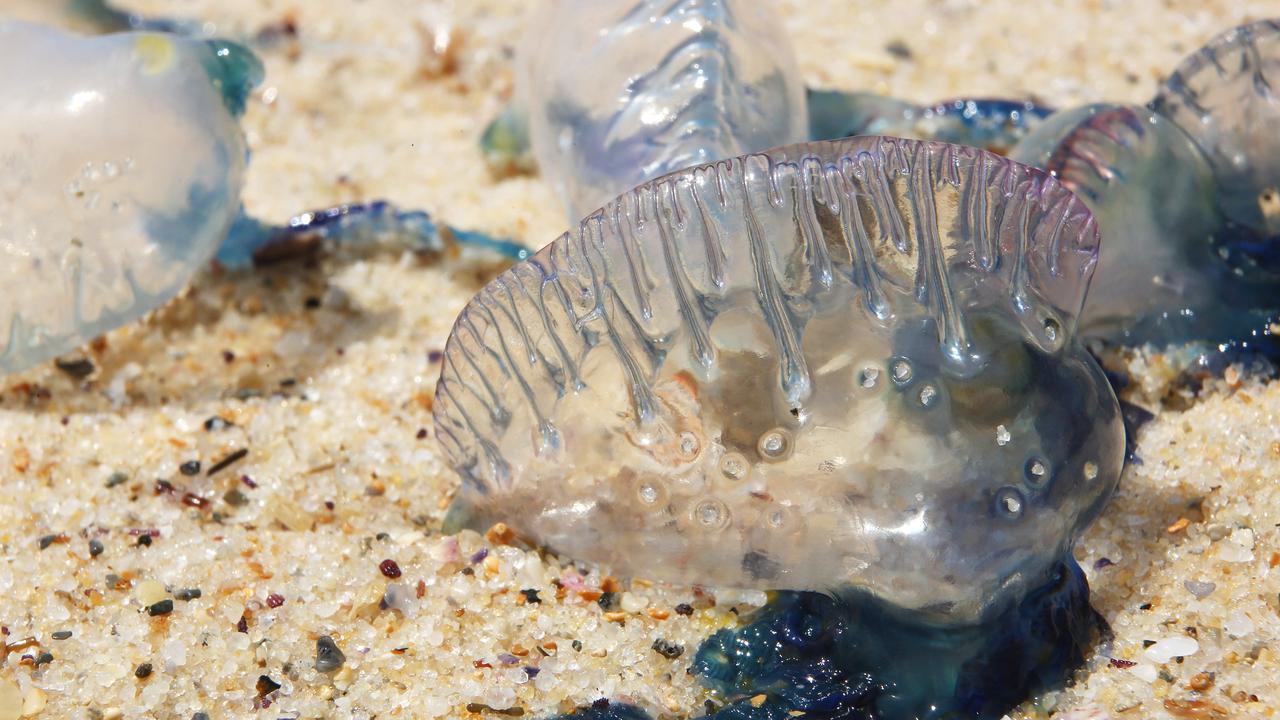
<box><xmin>619</xmin><ymin>592</ymin><xmax>648</xmax><ymax>613</ymax></box>
<box><xmin>136</xmin><ymin>535</ymin><xmax>152</xmax><ymax>547</ymax></box>
<box><xmin>136</xmin><ymin>580</ymin><xmax>167</xmax><ymax>606</ymax></box>
<box><xmin>88</xmin><ymin>539</ymin><xmax>104</xmax><ymax>558</ymax></box>
<box><xmin>179</xmin><ymin>460</ymin><xmax>201</xmax><ymax>476</ymax></box>
<box><xmin>266</xmin><ymin>593</ymin><xmax>285</xmax><ymax>608</ymax></box>
<box><xmin>674</xmin><ymin>603</ymin><xmax>694</xmax><ymax>616</ymax></box>
<box><xmin>50</xmin><ymin>631</ymin><xmax>71</xmax><ymax>640</ymax></box>
<box><xmin>1183</xmin><ymin>580</ymin><xmax>1216</xmax><ymax>599</ymax></box>
<box><xmin>256</xmin><ymin>675</ymin><xmax>281</xmax><ymax>697</ymax></box>
<box><xmin>1188</xmin><ymin>671</ymin><xmax>1215</xmax><ymax>692</ymax></box>
<box><xmin>1144</xmin><ymin>636</ymin><xmax>1200</xmax><ymax>664</ymax></box>
<box><xmin>34</xmin><ymin>652</ymin><xmax>53</xmax><ymax>665</ymax></box>
<box><xmin>175</xmin><ymin>588</ymin><xmax>202</xmax><ymax>601</ymax></box>
<box><xmin>54</xmin><ymin>355</ymin><xmax>95</xmax><ymax>378</ymax></box>
<box><xmin>135</xmin><ymin>663</ymin><xmax>153</xmax><ymax>679</ymax></box>
<box><xmin>885</xmin><ymin>39</ymin><xmax>913</xmax><ymax>59</ymax></box>
<box><xmin>147</xmin><ymin>599</ymin><xmax>174</xmax><ymax>617</ymax></box>
<box><xmin>315</xmin><ymin>635</ymin><xmax>346</xmax><ymax>673</ymax></box>
<box><xmin>651</xmin><ymin>639</ymin><xmax>684</xmax><ymax>659</ymax></box>
<box><xmin>379</xmin><ymin>559</ymin><xmax>402</xmax><ymax>578</ymax></box>
<box><xmin>519</xmin><ymin>589</ymin><xmax>541</xmax><ymax>604</ymax></box>
<box><xmin>485</xmin><ymin>522</ymin><xmax>515</xmax><ymax>545</ymax></box>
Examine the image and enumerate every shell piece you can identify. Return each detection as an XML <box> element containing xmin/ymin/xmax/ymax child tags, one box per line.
<box><xmin>1152</xmin><ymin>19</ymin><xmax>1280</xmax><ymax>246</ymax></box>
<box><xmin>0</xmin><ymin>23</ymin><xmax>258</xmax><ymax>374</ymax></box>
<box><xmin>435</xmin><ymin>136</ymin><xmax>1124</xmax><ymax>624</ymax></box>
<box><xmin>808</xmin><ymin>90</ymin><xmax>1053</xmax><ymax>156</ymax></box>
<box><xmin>1009</xmin><ymin>104</ymin><xmax>1226</xmax><ymax>342</ymax></box>
<box><xmin>516</xmin><ymin>0</ymin><xmax>808</xmax><ymax>220</ymax></box>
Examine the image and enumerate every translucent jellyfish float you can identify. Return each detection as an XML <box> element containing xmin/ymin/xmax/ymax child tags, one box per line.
<box><xmin>0</xmin><ymin>22</ymin><xmax>260</xmax><ymax>374</ymax></box>
<box><xmin>804</xmin><ymin>21</ymin><xmax>1280</xmax><ymax>355</ymax></box>
<box><xmin>0</xmin><ymin>21</ymin><xmax>532</xmax><ymax>378</ymax></box>
<box><xmin>1008</xmin><ymin>19</ymin><xmax>1280</xmax><ymax>350</ymax></box>
<box><xmin>516</xmin><ymin>0</ymin><xmax>809</xmax><ymax>219</ymax></box>
<box><xmin>497</xmin><ymin>12</ymin><xmax>1280</xmax><ymax>357</ymax></box>
<box><xmin>437</xmin><ymin>136</ymin><xmax>1125</xmax><ymax>719</ymax></box>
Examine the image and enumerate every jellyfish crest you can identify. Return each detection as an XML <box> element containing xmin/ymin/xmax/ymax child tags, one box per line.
<box><xmin>1152</xmin><ymin>19</ymin><xmax>1280</xmax><ymax>246</ymax></box>
<box><xmin>435</xmin><ymin>136</ymin><xmax>1123</xmax><ymax>625</ymax></box>
<box><xmin>516</xmin><ymin>0</ymin><xmax>809</xmax><ymax>220</ymax></box>
<box><xmin>0</xmin><ymin>23</ymin><xmax>256</xmax><ymax>375</ymax></box>
<box><xmin>1010</xmin><ymin>103</ymin><xmax>1224</xmax><ymax>342</ymax></box>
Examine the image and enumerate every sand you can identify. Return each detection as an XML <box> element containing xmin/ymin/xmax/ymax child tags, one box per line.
<box><xmin>0</xmin><ymin>1</ymin><xmax>1277</xmax><ymax>718</ymax></box>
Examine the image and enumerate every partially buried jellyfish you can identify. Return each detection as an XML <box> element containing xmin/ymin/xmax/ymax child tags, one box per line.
<box><xmin>1008</xmin><ymin>18</ymin><xmax>1280</xmax><ymax>350</ymax></box>
<box><xmin>436</xmin><ymin>136</ymin><xmax>1125</xmax><ymax>718</ymax></box>
<box><xmin>516</xmin><ymin>0</ymin><xmax>809</xmax><ymax>220</ymax></box>
<box><xmin>0</xmin><ymin>22</ymin><xmax>260</xmax><ymax>374</ymax></box>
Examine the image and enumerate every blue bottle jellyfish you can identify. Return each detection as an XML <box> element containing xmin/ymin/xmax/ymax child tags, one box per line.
<box><xmin>0</xmin><ymin>22</ymin><xmax>260</xmax><ymax>374</ymax></box>
<box><xmin>1010</xmin><ymin>19</ymin><xmax>1280</xmax><ymax>351</ymax></box>
<box><xmin>436</xmin><ymin>137</ymin><xmax>1125</xmax><ymax>719</ymax></box>
<box><xmin>516</xmin><ymin>0</ymin><xmax>809</xmax><ymax>220</ymax></box>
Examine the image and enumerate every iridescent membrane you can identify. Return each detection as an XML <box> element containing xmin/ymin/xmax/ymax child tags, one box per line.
<box><xmin>1009</xmin><ymin>19</ymin><xmax>1280</xmax><ymax>349</ymax></box>
<box><xmin>436</xmin><ymin>136</ymin><xmax>1124</xmax><ymax>627</ymax></box>
<box><xmin>1010</xmin><ymin>104</ymin><xmax>1229</xmax><ymax>341</ymax></box>
<box><xmin>0</xmin><ymin>22</ymin><xmax>259</xmax><ymax>375</ymax></box>
<box><xmin>493</xmin><ymin>16</ymin><xmax>1280</xmax><ymax>351</ymax></box>
<box><xmin>441</xmin><ymin>136</ymin><xmax>1123</xmax><ymax>720</ymax></box>
<box><xmin>1153</xmin><ymin>19</ymin><xmax>1280</xmax><ymax>251</ymax></box>
<box><xmin>516</xmin><ymin>0</ymin><xmax>808</xmax><ymax>219</ymax></box>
